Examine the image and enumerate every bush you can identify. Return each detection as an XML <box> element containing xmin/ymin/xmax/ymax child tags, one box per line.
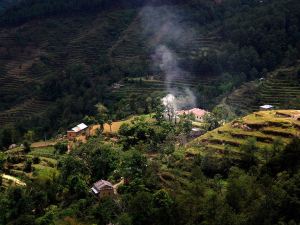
<box><xmin>23</xmin><ymin>140</ymin><xmax>31</xmax><ymax>153</ymax></box>
<box><xmin>32</xmin><ymin>157</ymin><xmax>40</xmax><ymax>164</ymax></box>
<box><xmin>23</xmin><ymin>160</ymin><xmax>32</xmax><ymax>173</ymax></box>
<box><xmin>54</xmin><ymin>141</ymin><xmax>68</xmax><ymax>154</ymax></box>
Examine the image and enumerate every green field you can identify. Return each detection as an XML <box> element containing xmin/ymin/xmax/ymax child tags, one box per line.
<box><xmin>2</xmin><ymin>145</ymin><xmax>59</xmax><ymax>188</ymax></box>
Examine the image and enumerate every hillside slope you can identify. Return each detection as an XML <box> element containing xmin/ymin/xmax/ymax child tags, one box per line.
<box><xmin>223</xmin><ymin>64</ymin><xmax>300</xmax><ymax>116</ymax></box>
<box><xmin>187</xmin><ymin>110</ymin><xmax>300</xmax><ymax>157</ymax></box>
<box><xmin>0</xmin><ymin>3</ymin><xmax>222</xmax><ymax>130</ymax></box>
<box><xmin>0</xmin><ymin>0</ymin><xmax>299</xmax><ymax>136</ymax></box>
<box><xmin>0</xmin><ymin>0</ymin><xmax>20</xmax><ymax>14</ymax></box>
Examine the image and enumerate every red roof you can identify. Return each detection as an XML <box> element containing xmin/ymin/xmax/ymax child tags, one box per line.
<box><xmin>176</xmin><ymin>108</ymin><xmax>208</xmax><ymax>118</ymax></box>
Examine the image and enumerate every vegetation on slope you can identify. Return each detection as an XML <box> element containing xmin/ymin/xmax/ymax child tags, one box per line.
<box><xmin>223</xmin><ymin>64</ymin><xmax>300</xmax><ymax>116</ymax></box>
<box><xmin>0</xmin><ymin>0</ymin><xmax>299</xmax><ymax>143</ymax></box>
<box><xmin>188</xmin><ymin>110</ymin><xmax>300</xmax><ymax>158</ymax></box>
<box><xmin>1</xmin><ymin>111</ymin><xmax>300</xmax><ymax>225</ymax></box>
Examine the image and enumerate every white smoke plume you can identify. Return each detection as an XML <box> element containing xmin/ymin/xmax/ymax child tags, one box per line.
<box><xmin>139</xmin><ymin>5</ymin><xmax>197</xmax><ymax>110</ymax></box>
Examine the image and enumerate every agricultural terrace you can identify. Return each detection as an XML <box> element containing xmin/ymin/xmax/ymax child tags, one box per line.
<box><xmin>2</xmin><ymin>145</ymin><xmax>59</xmax><ymax>189</ymax></box>
<box><xmin>187</xmin><ymin>110</ymin><xmax>300</xmax><ymax>158</ymax></box>
<box><xmin>91</xmin><ymin>114</ymin><xmax>154</xmax><ymax>135</ymax></box>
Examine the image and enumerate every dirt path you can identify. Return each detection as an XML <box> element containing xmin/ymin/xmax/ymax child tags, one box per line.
<box><xmin>113</xmin><ymin>178</ymin><xmax>124</xmax><ymax>194</ymax></box>
<box><xmin>2</xmin><ymin>174</ymin><xmax>26</xmax><ymax>186</ymax></box>
<box><xmin>31</xmin><ymin>141</ymin><xmax>56</xmax><ymax>148</ymax></box>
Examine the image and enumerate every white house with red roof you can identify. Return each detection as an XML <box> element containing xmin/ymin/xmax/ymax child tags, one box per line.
<box><xmin>176</xmin><ymin>108</ymin><xmax>208</xmax><ymax>122</ymax></box>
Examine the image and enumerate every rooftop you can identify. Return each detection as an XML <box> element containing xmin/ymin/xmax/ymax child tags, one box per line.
<box><xmin>93</xmin><ymin>180</ymin><xmax>113</xmax><ymax>191</ymax></box>
<box><xmin>260</xmin><ymin>105</ymin><xmax>274</xmax><ymax>109</ymax></box>
<box><xmin>71</xmin><ymin>123</ymin><xmax>88</xmax><ymax>133</ymax></box>
<box><xmin>176</xmin><ymin>108</ymin><xmax>208</xmax><ymax>117</ymax></box>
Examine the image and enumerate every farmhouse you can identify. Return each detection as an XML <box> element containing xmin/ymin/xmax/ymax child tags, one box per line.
<box><xmin>260</xmin><ymin>105</ymin><xmax>274</xmax><ymax>111</ymax></box>
<box><xmin>176</xmin><ymin>108</ymin><xmax>208</xmax><ymax>122</ymax></box>
<box><xmin>67</xmin><ymin>123</ymin><xmax>89</xmax><ymax>141</ymax></box>
<box><xmin>91</xmin><ymin>180</ymin><xmax>114</xmax><ymax>198</ymax></box>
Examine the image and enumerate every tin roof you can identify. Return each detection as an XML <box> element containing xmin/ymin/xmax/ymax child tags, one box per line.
<box><xmin>93</xmin><ymin>180</ymin><xmax>113</xmax><ymax>191</ymax></box>
<box><xmin>260</xmin><ymin>105</ymin><xmax>273</xmax><ymax>109</ymax></box>
<box><xmin>176</xmin><ymin>108</ymin><xmax>208</xmax><ymax>117</ymax></box>
<box><xmin>71</xmin><ymin>123</ymin><xmax>88</xmax><ymax>133</ymax></box>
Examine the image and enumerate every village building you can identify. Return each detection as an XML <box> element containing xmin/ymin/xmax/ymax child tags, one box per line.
<box><xmin>112</xmin><ymin>82</ymin><xmax>124</xmax><ymax>90</ymax></box>
<box><xmin>260</xmin><ymin>105</ymin><xmax>274</xmax><ymax>111</ymax></box>
<box><xmin>176</xmin><ymin>108</ymin><xmax>208</xmax><ymax>122</ymax></box>
<box><xmin>67</xmin><ymin>123</ymin><xmax>89</xmax><ymax>141</ymax></box>
<box><xmin>91</xmin><ymin>180</ymin><xmax>114</xmax><ymax>198</ymax></box>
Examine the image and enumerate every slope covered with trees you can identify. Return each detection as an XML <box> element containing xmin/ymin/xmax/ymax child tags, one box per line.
<box><xmin>0</xmin><ymin>0</ymin><xmax>299</xmax><ymax>146</ymax></box>
<box><xmin>1</xmin><ymin>111</ymin><xmax>300</xmax><ymax>225</ymax></box>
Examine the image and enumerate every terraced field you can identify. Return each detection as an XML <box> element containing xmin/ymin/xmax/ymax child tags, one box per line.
<box><xmin>224</xmin><ymin>81</ymin><xmax>260</xmax><ymax>115</ymax></box>
<box><xmin>224</xmin><ymin>65</ymin><xmax>300</xmax><ymax>116</ymax></box>
<box><xmin>0</xmin><ymin>10</ymin><xmax>138</xmax><ymax>126</ymax></box>
<box><xmin>187</xmin><ymin>110</ymin><xmax>300</xmax><ymax>157</ymax></box>
<box><xmin>113</xmin><ymin>75</ymin><xmax>217</xmax><ymax>102</ymax></box>
<box><xmin>2</xmin><ymin>145</ymin><xmax>59</xmax><ymax>188</ymax></box>
<box><xmin>0</xmin><ymin>5</ymin><xmax>223</xmax><ymax>127</ymax></box>
<box><xmin>0</xmin><ymin>99</ymin><xmax>50</xmax><ymax>126</ymax></box>
<box><xmin>258</xmin><ymin>68</ymin><xmax>300</xmax><ymax>107</ymax></box>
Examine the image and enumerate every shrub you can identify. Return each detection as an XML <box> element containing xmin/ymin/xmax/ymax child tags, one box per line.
<box><xmin>32</xmin><ymin>156</ymin><xmax>40</xmax><ymax>164</ymax></box>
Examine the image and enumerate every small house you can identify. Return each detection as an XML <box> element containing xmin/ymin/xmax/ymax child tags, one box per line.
<box><xmin>176</xmin><ymin>108</ymin><xmax>208</xmax><ymax>122</ymax></box>
<box><xmin>67</xmin><ymin>123</ymin><xmax>89</xmax><ymax>141</ymax></box>
<box><xmin>259</xmin><ymin>105</ymin><xmax>274</xmax><ymax>111</ymax></box>
<box><xmin>91</xmin><ymin>180</ymin><xmax>114</xmax><ymax>198</ymax></box>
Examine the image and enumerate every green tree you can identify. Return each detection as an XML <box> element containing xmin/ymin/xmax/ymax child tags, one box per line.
<box><xmin>129</xmin><ymin>191</ymin><xmax>154</xmax><ymax>225</ymax></box>
<box><xmin>152</xmin><ymin>189</ymin><xmax>174</xmax><ymax>225</ymax></box>
<box><xmin>23</xmin><ymin>159</ymin><xmax>32</xmax><ymax>173</ymax></box>
<box><xmin>107</xmin><ymin>120</ymin><xmax>113</xmax><ymax>133</ymax></box>
<box><xmin>54</xmin><ymin>141</ymin><xmax>68</xmax><ymax>154</ymax></box>
<box><xmin>82</xmin><ymin>115</ymin><xmax>97</xmax><ymax>126</ymax></box>
<box><xmin>24</xmin><ymin>130</ymin><xmax>35</xmax><ymax>142</ymax></box>
<box><xmin>118</xmin><ymin>213</ymin><xmax>132</xmax><ymax>225</ymax></box>
<box><xmin>0</xmin><ymin>152</ymin><xmax>7</xmax><ymax>172</ymax></box>
<box><xmin>153</xmin><ymin>102</ymin><xmax>165</xmax><ymax>124</ymax></box>
<box><xmin>202</xmin><ymin>113</ymin><xmax>220</xmax><ymax>131</ymax></box>
<box><xmin>240</xmin><ymin>138</ymin><xmax>259</xmax><ymax>170</ymax></box>
<box><xmin>120</xmin><ymin>150</ymin><xmax>147</xmax><ymax>180</ymax></box>
<box><xmin>93</xmin><ymin>198</ymin><xmax>119</xmax><ymax>225</ymax></box>
<box><xmin>58</xmin><ymin>156</ymin><xmax>89</xmax><ymax>183</ymax></box>
<box><xmin>23</xmin><ymin>140</ymin><xmax>31</xmax><ymax>153</ymax></box>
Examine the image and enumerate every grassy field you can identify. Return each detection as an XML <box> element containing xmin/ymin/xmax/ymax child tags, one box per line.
<box><xmin>91</xmin><ymin>114</ymin><xmax>154</xmax><ymax>134</ymax></box>
<box><xmin>187</xmin><ymin>110</ymin><xmax>300</xmax><ymax>157</ymax></box>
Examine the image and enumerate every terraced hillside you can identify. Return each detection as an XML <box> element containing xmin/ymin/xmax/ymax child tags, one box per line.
<box><xmin>258</xmin><ymin>67</ymin><xmax>300</xmax><ymax>107</ymax></box>
<box><xmin>112</xmin><ymin>74</ymin><xmax>217</xmax><ymax>102</ymax></box>
<box><xmin>224</xmin><ymin>65</ymin><xmax>300</xmax><ymax>116</ymax></box>
<box><xmin>0</xmin><ymin>0</ymin><xmax>19</xmax><ymax>14</ymax></box>
<box><xmin>187</xmin><ymin>110</ymin><xmax>300</xmax><ymax>158</ymax></box>
<box><xmin>3</xmin><ymin>145</ymin><xmax>59</xmax><ymax>186</ymax></box>
<box><xmin>0</xmin><ymin>10</ymin><xmax>139</xmax><ymax>126</ymax></box>
<box><xmin>0</xmin><ymin>4</ymin><xmax>222</xmax><ymax>128</ymax></box>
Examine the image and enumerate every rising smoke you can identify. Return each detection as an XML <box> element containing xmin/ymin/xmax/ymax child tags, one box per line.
<box><xmin>139</xmin><ymin>5</ymin><xmax>197</xmax><ymax>110</ymax></box>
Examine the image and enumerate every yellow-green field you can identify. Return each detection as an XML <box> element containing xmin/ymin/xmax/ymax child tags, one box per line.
<box><xmin>187</xmin><ymin>110</ymin><xmax>300</xmax><ymax>157</ymax></box>
<box><xmin>91</xmin><ymin>114</ymin><xmax>154</xmax><ymax>134</ymax></box>
<box><xmin>2</xmin><ymin>145</ymin><xmax>59</xmax><ymax>189</ymax></box>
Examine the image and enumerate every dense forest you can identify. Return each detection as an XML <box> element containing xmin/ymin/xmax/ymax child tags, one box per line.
<box><xmin>0</xmin><ymin>114</ymin><xmax>300</xmax><ymax>225</ymax></box>
<box><xmin>0</xmin><ymin>0</ymin><xmax>299</xmax><ymax>147</ymax></box>
<box><xmin>0</xmin><ymin>1</ymin><xmax>300</xmax><ymax>224</ymax></box>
